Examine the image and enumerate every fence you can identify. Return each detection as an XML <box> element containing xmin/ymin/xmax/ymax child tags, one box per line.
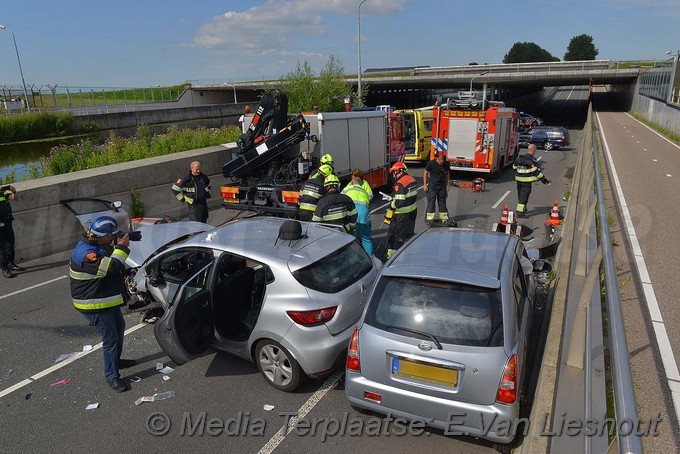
<box><xmin>0</xmin><ymin>84</ymin><xmax>186</xmax><ymax>115</ymax></box>
<box><xmin>522</xmin><ymin>103</ymin><xmax>642</xmax><ymax>453</ymax></box>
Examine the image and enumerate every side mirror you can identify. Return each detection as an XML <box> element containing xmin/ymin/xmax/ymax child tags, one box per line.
<box><xmin>532</xmin><ymin>259</ymin><xmax>552</xmax><ymax>273</ymax></box>
<box><xmin>112</xmin><ymin>200</ymin><xmax>123</xmax><ymax>211</ymax></box>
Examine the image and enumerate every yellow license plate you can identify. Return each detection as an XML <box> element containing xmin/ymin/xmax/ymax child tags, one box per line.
<box><xmin>223</xmin><ymin>198</ymin><xmax>241</xmax><ymax>204</ymax></box>
<box><xmin>392</xmin><ymin>358</ymin><xmax>458</xmax><ymax>387</ymax></box>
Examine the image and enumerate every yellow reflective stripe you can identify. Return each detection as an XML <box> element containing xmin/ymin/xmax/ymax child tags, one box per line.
<box><xmin>185</xmin><ymin>197</ymin><xmax>195</xmax><ymax>205</ymax></box>
<box><xmin>97</xmin><ymin>257</ymin><xmax>113</xmax><ymax>277</ymax></box>
<box><xmin>299</xmin><ymin>203</ymin><xmax>317</xmax><ymax>211</ymax></box>
<box><xmin>311</xmin><ymin>214</ymin><xmax>322</xmax><ymax>221</ymax></box>
<box><xmin>393</xmin><ymin>194</ymin><xmax>407</xmax><ymax>200</ymax></box>
<box><xmin>176</xmin><ymin>193</ymin><xmax>185</xmax><ymax>201</ymax></box>
<box><xmin>513</xmin><ymin>166</ymin><xmax>534</xmax><ymax>174</ymax></box>
<box><xmin>73</xmin><ymin>295</ymin><xmax>124</xmax><ymax>311</ymax></box>
<box><xmin>171</xmin><ymin>184</ymin><xmax>183</xmax><ymax>191</ymax></box>
<box><xmin>69</xmin><ymin>269</ymin><xmax>99</xmax><ymax>280</ymax></box>
<box><xmin>183</xmin><ymin>187</ymin><xmax>196</xmax><ymax>193</ymax></box>
<box><xmin>394</xmin><ymin>203</ymin><xmax>417</xmax><ymax>214</ymax></box>
<box><xmin>299</xmin><ymin>189</ymin><xmax>322</xmax><ymax>198</ymax></box>
<box><xmin>111</xmin><ymin>248</ymin><xmax>128</xmax><ymax>263</ymax></box>
<box><xmin>323</xmin><ymin>212</ymin><xmax>347</xmax><ymax>221</ymax></box>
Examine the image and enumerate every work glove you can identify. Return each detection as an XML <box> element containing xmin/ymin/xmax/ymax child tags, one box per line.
<box><xmin>542</xmin><ymin>178</ymin><xmax>551</xmax><ymax>185</ymax></box>
<box><xmin>379</xmin><ymin>191</ymin><xmax>393</xmax><ymax>202</ymax></box>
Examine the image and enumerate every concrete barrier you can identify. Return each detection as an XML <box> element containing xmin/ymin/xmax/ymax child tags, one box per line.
<box><xmin>10</xmin><ymin>144</ymin><xmax>237</xmax><ymax>263</ymax></box>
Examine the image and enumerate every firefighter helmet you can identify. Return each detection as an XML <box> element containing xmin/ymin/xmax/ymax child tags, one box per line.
<box><xmin>324</xmin><ymin>174</ymin><xmax>341</xmax><ymax>188</ymax></box>
<box><xmin>320</xmin><ymin>154</ymin><xmax>334</xmax><ymax>165</ymax></box>
<box><xmin>318</xmin><ymin>164</ymin><xmax>334</xmax><ymax>177</ymax></box>
<box><xmin>389</xmin><ymin>162</ymin><xmax>408</xmax><ymax>174</ymax></box>
<box><xmin>88</xmin><ymin>216</ymin><xmax>120</xmax><ymax>237</ymax></box>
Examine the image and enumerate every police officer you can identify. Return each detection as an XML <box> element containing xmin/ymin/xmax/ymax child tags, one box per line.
<box><xmin>172</xmin><ymin>160</ymin><xmax>211</xmax><ymax>223</ymax></box>
<box><xmin>312</xmin><ymin>175</ymin><xmax>357</xmax><ymax>232</ymax></box>
<box><xmin>386</xmin><ymin>162</ymin><xmax>418</xmax><ymax>259</ymax></box>
<box><xmin>69</xmin><ymin>216</ymin><xmax>136</xmax><ymax>392</ymax></box>
<box><xmin>513</xmin><ymin>144</ymin><xmax>550</xmax><ymax>217</ymax></box>
<box><xmin>342</xmin><ymin>170</ymin><xmax>374</xmax><ymax>255</ymax></box>
<box><xmin>0</xmin><ymin>184</ymin><xmax>24</xmax><ymax>278</ymax></box>
<box><xmin>423</xmin><ymin>153</ymin><xmax>451</xmax><ymax>223</ymax></box>
<box><xmin>298</xmin><ymin>164</ymin><xmax>333</xmax><ymax>221</ymax></box>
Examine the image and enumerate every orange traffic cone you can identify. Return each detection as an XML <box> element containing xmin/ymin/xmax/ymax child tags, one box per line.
<box><xmin>546</xmin><ymin>201</ymin><xmax>561</xmax><ymax>226</ymax></box>
<box><xmin>500</xmin><ymin>204</ymin><xmax>509</xmax><ymax>225</ymax></box>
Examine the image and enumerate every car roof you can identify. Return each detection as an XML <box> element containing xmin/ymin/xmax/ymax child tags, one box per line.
<box><xmin>383</xmin><ymin>228</ymin><xmax>517</xmax><ymax>289</ymax></box>
<box><xmin>180</xmin><ymin>217</ymin><xmax>355</xmax><ymax>271</ymax></box>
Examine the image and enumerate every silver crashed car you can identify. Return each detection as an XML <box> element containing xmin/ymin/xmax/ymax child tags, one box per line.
<box><xmin>132</xmin><ymin>217</ymin><xmax>381</xmax><ymax>391</ymax></box>
<box><xmin>345</xmin><ymin>228</ymin><xmax>550</xmax><ymax>449</ymax></box>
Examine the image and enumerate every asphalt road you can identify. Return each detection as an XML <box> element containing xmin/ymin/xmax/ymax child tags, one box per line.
<box><xmin>0</xmin><ymin>89</ymin><xmax>584</xmax><ymax>454</ymax></box>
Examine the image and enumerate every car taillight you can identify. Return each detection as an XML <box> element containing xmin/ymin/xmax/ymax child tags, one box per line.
<box><xmin>346</xmin><ymin>327</ymin><xmax>360</xmax><ymax>372</ymax></box>
<box><xmin>496</xmin><ymin>354</ymin><xmax>517</xmax><ymax>404</ymax></box>
<box><xmin>287</xmin><ymin>306</ymin><xmax>337</xmax><ymax>326</ymax></box>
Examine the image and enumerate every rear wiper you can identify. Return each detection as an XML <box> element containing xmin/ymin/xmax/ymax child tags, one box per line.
<box><xmin>386</xmin><ymin>325</ymin><xmax>443</xmax><ymax>350</ymax></box>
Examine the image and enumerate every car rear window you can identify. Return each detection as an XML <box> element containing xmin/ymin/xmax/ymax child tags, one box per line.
<box><xmin>365</xmin><ymin>277</ymin><xmax>503</xmax><ymax>346</ymax></box>
<box><xmin>293</xmin><ymin>241</ymin><xmax>372</xmax><ymax>293</ymax></box>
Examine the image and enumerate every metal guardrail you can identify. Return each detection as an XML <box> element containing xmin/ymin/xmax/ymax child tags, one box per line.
<box><xmin>411</xmin><ymin>60</ymin><xmax>613</xmax><ymax>76</ymax></box>
<box><xmin>521</xmin><ymin>102</ymin><xmax>642</xmax><ymax>453</ymax></box>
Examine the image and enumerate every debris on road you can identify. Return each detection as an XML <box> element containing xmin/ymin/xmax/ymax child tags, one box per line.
<box><xmin>162</xmin><ymin>376</ymin><xmax>171</xmax><ymax>382</ymax></box>
<box><xmin>49</xmin><ymin>378</ymin><xmax>71</xmax><ymax>387</ymax></box>
<box><xmin>25</xmin><ymin>393</ymin><xmax>31</xmax><ymax>400</ymax></box>
<box><xmin>158</xmin><ymin>366</ymin><xmax>174</xmax><ymax>374</ymax></box>
<box><xmin>54</xmin><ymin>352</ymin><xmax>78</xmax><ymax>364</ymax></box>
<box><xmin>82</xmin><ymin>345</ymin><xmax>93</xmax><ymax>352</ymax></box>
<box><xmin>135</xmin><ymin>391</ymin><xmax>175</xmax><ymax>406</ymax></box>
<box><xmin>1</xmin><ymin>369</ymin><xmax>13</xmax><ymax>381</ymax></box>
<box><xmin>130</xmin><ymin>376</ymin><xmax>142</xmax><ymax>383</ymax></box>
<box><xmin>263</xmin><ymin>404</ymin><xmax>275</xmax><ymax>411</ymax></box>
<box><xmin>85</xmin><ymin>403</ymin><xmax>99</xmax><ymax>410</ymax></box>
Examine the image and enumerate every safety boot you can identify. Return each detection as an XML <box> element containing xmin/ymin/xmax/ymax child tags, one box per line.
<box><xmin>2</xmin><ymin>267</ymin><xmax>16</xmax><ymax>278</ymax></box>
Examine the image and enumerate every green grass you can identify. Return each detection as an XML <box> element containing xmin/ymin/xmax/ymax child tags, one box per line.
<box><xmin>20</xmin><ymin>124</ymin><xmax>240</xmax><ymax>180</ymax></box>
<box><xmin>630</xmin><ymin>113</ymin><xmax>680</xmax><ymax>146</ymax></box>
<box><xmin>0</xmin><ymin>112</ymin><xmax>76</xmax><ymax>143</ymax></box>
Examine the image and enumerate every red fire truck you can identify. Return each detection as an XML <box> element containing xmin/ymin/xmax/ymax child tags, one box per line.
<box><xmin>430</xmin><ymin>101</ymin><xmax>520</xmax><ymax>176</ymax></box>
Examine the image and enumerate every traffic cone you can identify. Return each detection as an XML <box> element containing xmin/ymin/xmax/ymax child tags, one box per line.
<box><xmin>546</xmin><ymin>201</ymin><xmax>561</xmax><ymax>226</ymax></box>
<box><xmin>500</xmin><ymin>204</ymin><xmax>509</xmax><ymax>226</ymax></box>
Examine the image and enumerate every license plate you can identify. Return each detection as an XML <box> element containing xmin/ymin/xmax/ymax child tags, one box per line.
<box><xmin>392</xmin><ymin>358</ymin><xmax>458</xmax><ymax>387</ymax></box>
<box><xmin>223</xmin><ymin>198</ymin><xmax>241</xmax><ymax>204</ymax></box>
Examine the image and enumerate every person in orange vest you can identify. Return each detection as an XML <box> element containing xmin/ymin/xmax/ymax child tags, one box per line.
<box><xmin>386</xmin><ymin>162</ymin><xmax>418</xmax><ymax>259</ymax></box>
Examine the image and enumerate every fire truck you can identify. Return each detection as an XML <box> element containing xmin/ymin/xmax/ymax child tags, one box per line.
<box><xmin>220</xmin><ymin>90</ymin><xmax>393</xmax><ymax>216</ymax></box>
<box><xmin>430</xmin><ymin>99</ymin><xmax>520</xmax><ymax>176</ymax></box>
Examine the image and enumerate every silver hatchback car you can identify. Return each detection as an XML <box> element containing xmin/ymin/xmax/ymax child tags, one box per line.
<box><xmin>345</xmin><ymin>228</ymin><xmax>550</xmax><ymax>447</ymax></box>
<box><xmin>134</xmin><ymin>217</ymin><xmax>381</xmax><ymax>391</ymax></box>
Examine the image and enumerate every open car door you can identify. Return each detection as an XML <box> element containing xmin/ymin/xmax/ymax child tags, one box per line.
<box><xmin>153</xmin><ymin>260</ymin><xmax>215</xmax><ymax>365</ymax></box>
<box><xmin>60</xmin><ymin>198</ymin><xmax>131</xmax><ymax>232</ymax></box>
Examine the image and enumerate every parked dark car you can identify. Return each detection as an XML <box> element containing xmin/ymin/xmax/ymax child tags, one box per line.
<box><xmin>518</xmin><ymin>126</ymin><xmax>570</xmax><ymax>151</ymax></box>
<box><xmin>518</xmin><ymin>112</ymin><xmax>543</xmax><ymax>129</ymax></box>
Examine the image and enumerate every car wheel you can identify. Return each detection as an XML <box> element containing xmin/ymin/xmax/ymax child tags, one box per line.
<box><xmin>255</xmin><ymin>339</ymin><xmax>305</xmax><ymax>392</ymax></box>
<box><xmin>543</xmin><ymin>141</ymin><xmax>554</xmax><ymax>151</ymax></box>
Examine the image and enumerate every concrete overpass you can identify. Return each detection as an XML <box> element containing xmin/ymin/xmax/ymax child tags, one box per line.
<box><xmin>187</xmin><ymin>60</ymin><xmax>641</xmax><ymax>108</ymax></box>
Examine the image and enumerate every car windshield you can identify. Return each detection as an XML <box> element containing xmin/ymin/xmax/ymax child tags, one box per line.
<box><xmin>365</xmin><ymin>277</ymin><xmax>503</xmax><ymax>346</ymax></box>
<box><xmin>293</xmin><ymin>241</ymin><xmax>372</xmax><ymax>293</ymax></box>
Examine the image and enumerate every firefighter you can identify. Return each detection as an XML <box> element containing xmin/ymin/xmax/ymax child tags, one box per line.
<box><xmin>312</xmin><ymin>175</ymin><xmax>357</xmax><ymax>232</ymax></box>
<box><xmin>171</xmin><ymin>160</ymin><xmax>212</xmax><ymax>223</ymax></box>
<box><xmin>423</xmin><ymin>153</ymin><xmax>451</xmax><ymax>224</ymax></box>
<box><xmin>342</xmin><ymin>170</ymin><xmax>374</xmax><ymax>255</ymax></box>
<box><xmin>310</xmin><ymin>153</ymin><xmax>335</xmax><ymax>179</ymax></box>
<box><xmin>513</xmin><ymin>144</ymin><xmax>550</xmax><ymax>217</ymax></box>
<box><xmin>69</xmin><ymin>216</ymin><xmax>136</xmax><ymax>392</ymax></box>
<box><xmin>0</xmin><ymin>184</ymin><xmax>24</xmax><ymax>278</ymax></box>
<box><xmin>298</xmin><ymin>164</ymin><xmax>334</xmax><ymax>221</ymax></box>
<box><xmin>386</xmin><ymin>162</ymin><xmax>418</xmax><ymax>259</ymax></box>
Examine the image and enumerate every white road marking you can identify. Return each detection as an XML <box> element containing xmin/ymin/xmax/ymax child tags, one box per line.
<box><xmin>597</xmin><ymin>112</ymin><xmax>680</xmax><ymax>421</ymax></box>
<box><xmin>0</xmin><ymin>323</ymin><xmax>148</xmax><ymax>398</ymax></box>
<box><xmin>667</xmin><ymin>174</ymin><xmax>672</xmax><ymax>177</ymax></box>
<box><xmin>653</xmin><ymin>159</ymin><xmax>658</xmax><ymax>162</ymax></box>
<box><xmin>0</xmin><ymin>275</ymin><xmax>67</xmax><ymax>301</ymax></box>
<box><xmin>627</xmin><ymin>113</ymin><xmax>680</xmax><ymax>150</ymax></box>
<box><xmin>492</xmin><ymin>191</ymin><xmax>511</xmax><ymax>209</ymax></box>
<box><xmin>258</xmin><ymin>370</ymin><xmax>344</xmax><ymax>454</ymax></box>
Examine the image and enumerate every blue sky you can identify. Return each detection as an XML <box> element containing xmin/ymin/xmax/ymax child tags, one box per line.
<box><xmin>1</xmin><ymin>0</ymin><xmax>678</xmax><ymax>89</ymax></box>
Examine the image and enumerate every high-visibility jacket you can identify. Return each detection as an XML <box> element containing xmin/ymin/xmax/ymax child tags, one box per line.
<box><xmin>171</xmin><ymin>173</ymin><xmax>211</xmax><ymax>205</ymax></box>
<box><xmin>312</xmin><ymin>192</ymin><xmax>358</xmax><ymax>231</ymax></box>
<box><xmin>342</xmin><ymin>183</ymin><xmax>371</xmax><ymax>225</ymax></box>
<box><xmin>513</xmin><ymin>154</ymin><xmax>545</xmax><ymax>183</ymax></box>
<box><xmin>298</xmin><ymin>174</ymin><xmax>326</xmax><ymax>213</ymax></box>
<box><xmin>69</xmin><ymin>239</ymin><xmax>129</xmax><ymax>312</ymax></box>
<box><xmin>391</xmin><ymin>174</ymin><xmax>418</xmax><ymax>215</ymax></box>
<box><xmin>0</xmin><ymin>187</ymin><xmax>13</xmax><ymax>219</ymax></box>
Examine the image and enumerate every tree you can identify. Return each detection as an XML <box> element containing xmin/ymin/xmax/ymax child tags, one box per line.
<box><xmin>279</xmin><ymin>54</ymin><xmax>354</xmax><ymax>112</ymax></box>
<box><xmin>503</xmin><ymin>42</ymin><xmax>560</xmax><ymax>64</ymax></box>
<box><xmin>564</xmin><ymin>34</ymin><xmax>599</xmax><ymax>61</ymax></box>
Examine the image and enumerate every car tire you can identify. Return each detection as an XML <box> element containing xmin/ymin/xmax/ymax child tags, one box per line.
<box><xmin>543</xmin><ymin>141</ymin><xmax>554</xmax><ymax>151</ymax></box>
<box><xmin>255</xmin><ymin>339</ymin><xmax>305</xmax><ymax>392</ymax></box>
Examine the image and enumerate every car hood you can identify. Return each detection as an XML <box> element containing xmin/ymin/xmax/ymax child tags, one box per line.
<box><xmin>125</xmin><ymin>221</ymin><xmax>212</xmax><ymax>268</ymax></box>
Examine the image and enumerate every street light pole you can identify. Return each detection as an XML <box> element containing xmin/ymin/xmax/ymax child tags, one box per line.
<box><xmin>469</xmin><ymin>70</ymin><xmax>489</xmax><ymax>93</ymax></box>
<box><xmin>224</xmin><ymin>83</ymin><xmax>238</xmax><ymax>103</ymax></box>
<box><xmin>0</xmin><ymin>24</ymin><xmax>31</xmax><ymax>112</ymax></box>
<box><xmin>357</xmin><ymin>0</ymin><xmax>368</xmax><ymax>106</ymax></box>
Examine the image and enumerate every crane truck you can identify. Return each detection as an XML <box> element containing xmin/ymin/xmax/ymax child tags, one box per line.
<box><xmin>221</xmin><ymin>90</ymin><xmax>393</xmax><ymax>216</ymax></box>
